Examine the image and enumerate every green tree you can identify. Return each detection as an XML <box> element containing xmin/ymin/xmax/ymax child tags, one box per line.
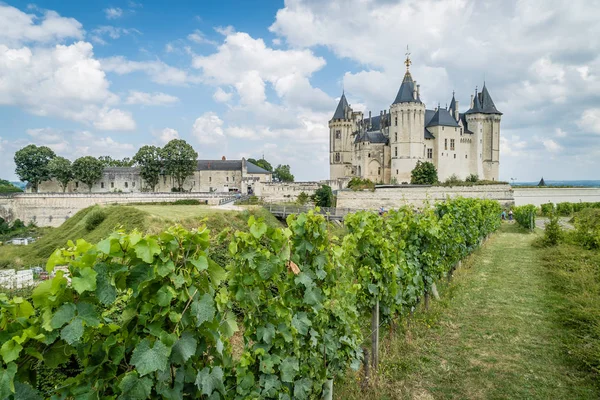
<box><xmin>161</xmin><ymin>139</ymin><xmax>198</xmax><ymax>192</ymax></box>
<box><xmin>247</xmin><ymin>157</ymin><xmax>273</xmax><ymax>172</ymax></box>
<box><xmin>48</xmin><ymin>156</ymin><xmax>73</xmax><ymax>192</ymax></box>
<box><xmin>410</xmin><ymin>161</ymin><xmax>438</xmax><ymax>185</ymax></box>
<box><xmin>312</xmin><ymin>185</ymin><xmax>333</xmax><ymax>207</ymax></box>
<box><xmin>13</xmin><ymin>144</ymin><xmax>56</xmax><ymax>192</ymax></box>
<box><xmin>133</xmin><ymin>145</ymin><xmax>163</xmax><ymax>191</ymax></box>
<box><xmin>72</xmin><ymin>156</ymin><xmax>104</xmax><ymax>192</ymax></box>
<box><xmin>273</xmin><ymin>164</ymin><xmax>294</xmax><ymax>182</ymax></box>
<box><xmin>98</xmin><ymin>156</ymin><xmax>134</xmax><ymax>167</ymax></box>
<box><xmin>0</xmin><ymin>179</ymin><xmax>22</xmax><ymax>194</ymax></box>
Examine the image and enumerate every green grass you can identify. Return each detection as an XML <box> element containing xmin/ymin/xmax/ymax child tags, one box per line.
<box><xmin>336</xmin><ymin>223</ymin><xmax>599</xmax><ymax>399</ymax></box>
<box><xmin>133</xmin><ymin>204</ymin><xmax>228</xmax><ymax>219</ymax></box>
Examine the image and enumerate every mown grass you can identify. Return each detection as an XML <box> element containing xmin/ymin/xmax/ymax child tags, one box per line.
<box><xmin>336</xmin><ymin>223</ymin><xmax>599</xmax><ymax>399</ymax></box>
<box><xmin>133</xmin><ymin>204</ymin><xmax>229</xmax><ymax>220</ymax></box>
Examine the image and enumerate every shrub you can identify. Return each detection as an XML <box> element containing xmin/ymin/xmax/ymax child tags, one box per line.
<box><xmin>347</xmin><ymin>177</ymin><xmax>375</xmax><ymax>191</ymax></box>
<box><xmin>296</xmin><ymin>191</ymin><xmax>310</xmax><ymax>205</ymax></box>
<box><xmin>173</xmin><ymin>199</ymin><xmax>201</xmax><ymax>205</ymax></box>
<box><xmin>85</xmin><ymin>209</ymin><xmax>107</xmax><ymax>231</ymax></box>
<box><xmin>312</xmin><ymin>185</ymin><xmax>333</xmax><ymax>207</ymax></box>
<box><xmin>410</xmin><ymin>161</ymin><xmax>437</xmax><ymax>185</ymax></box>
<box><xmin>11</xmin><ymin>219</ymin><xmax>25</xmax><ymax>229</ymax></box>
<box><xmin>540</xmin><ymin>202</ymin><xmax>555</xmax><ymax>216</ymax></box>
<box><xmin>574</xmin><ymin>208</ymin><xmax>600</xmax><ymax>250</ymax></box>
<box><xmin>542</xmin><ymin>211</ymin><xmax>562</xmax><ymax>246</ymax></box>
<box><xmin>513</xmin><ymin>205</ymin><xmax>537</xmax><ymax>230</ymax></box>
<box><xmin>556</xmin><ymin>202</ymin><xmax>573</xmax><ymax>216</ymax></box>
<box><xmin>466</xmin><ymin>174</ymin><xmax>479</xmax><ymax>183</ymax></box>
<box><xmin>444</xmin><ymin>174</ymin><xmax>462</xmax><ymax>186</ymax></box>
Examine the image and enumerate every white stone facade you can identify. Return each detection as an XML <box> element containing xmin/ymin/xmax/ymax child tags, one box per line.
<box><xmin>330</xmin><ymin>56</ymin><xmax>502</xmax><ymax>184</ymax></box>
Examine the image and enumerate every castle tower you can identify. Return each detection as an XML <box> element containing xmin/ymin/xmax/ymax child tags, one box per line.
<box><xmin>329</xmin><ymin>92</ymin><xmax>355</xmax><ymax>180</ymax></box>
<box><xmin>465</xmin><ymin>84</ymin><xmax>502</xmax><ymax>180</ymax></box>
<box><xmin>389</xmin><ymin>50</ymin><xmax>426</xmax><ymax>183</ymax></box>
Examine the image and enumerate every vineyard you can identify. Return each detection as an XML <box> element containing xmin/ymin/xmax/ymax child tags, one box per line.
<box><xmin>0</xmin><ymin>198</ymin><xmax>502</xmax><ymax>399</ymax></box>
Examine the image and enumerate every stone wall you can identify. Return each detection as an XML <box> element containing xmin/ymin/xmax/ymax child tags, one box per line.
<box><xmin>257</xmin><ymin>179</ymin><xmax>350</xmax><ymax>203</ymax></box>
<box><xmin>513</xmin><ymin>187</ymin><xmax>600</xmax><ymax>206</ymax></box>
<box><xmin>0</xmin><ymin>192</ymin><xmax>235</xmax><ymax>227</ymax></box>
<box><xmin>336</xmin><ymin>184</ymin><xmax>514</xmax><ymax>209</ymax></box>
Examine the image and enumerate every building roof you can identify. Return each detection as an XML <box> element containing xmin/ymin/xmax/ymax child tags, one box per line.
<box><xmin>354</xmin><ymin>130</ymin><xmax>389</xmax><ymax>145</ymax></box>
<box><xmin>426</xmin><ymin>107</ymin><xmax>460</xmax><ymax>128</ymax></box>
<box><xmin>448</xmin><ymin>93</ymin><xmax>457</xmax><ymax>119</ymax></box>
<box><xmin>246</xmin><ymin>161</ymin><xmax>271</xmax><ymax>174</ymax></box>
<box><xmin>465</xmin><ymin>84</ymin><xmax>502</xmax><ymax>115</ymax></box>
<box><xmin>392</xmin><ymin>71</ymin><xmax>422</xmax><ymax>104</ymax></box>
<box><xmin>459</xmin><ymin>113</ymin><xmax>474</xmax><ymax>134</ymax></box>
<box><xmin>197</xmin><ymin>160</ymin><xmax>242</xmax><ymax>171</ymax></box>
<box><xmin>332</xmin><ymin>92</ymin><xmax>350</xmax><ymax>120</ymax></box>
<box><xmin>425</xmin><ymin>128</ymin><xmax>435</xmax><ymax>139</ymax></box>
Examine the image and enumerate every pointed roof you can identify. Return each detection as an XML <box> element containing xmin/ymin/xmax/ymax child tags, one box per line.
<box><xmin>465</xmin><ymin>88</ymin><xmax>483</xmax><ymax>114</ymax></box>
<box><xmin>448</xmin><ymin>92</ymin><xmax>457</xmax><ymax>119</ymax></box>
<box><xmin>392</xmin><ymin>71</ymin><xmax>421</xmax><ymax>104</ymax></box>
<box><xmin>332</xmin><ymin>92</ymin><xmax>350</xmax><ymax>120</ymax></box>
<box><xmin>479</xmin><ymin>84</ymin><xmax>502</xmax><ymax>114</ymax></box>
<box><xmin>426</xmin><ymin>106</ymin><xmax>460</xmax><ymax>128</ymax></box>
<box><xmin>538</xmin><ymin>177</ymin><xmax>546</xmax><ymax>186</ymax></box>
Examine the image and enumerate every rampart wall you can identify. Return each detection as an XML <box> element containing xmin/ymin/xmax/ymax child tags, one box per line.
<box><xmin>513</xmin><ymin>187</ymin><xmax>600</xmax><ymax>206</ymax></box>
<box><xmin>336</xmin><ymin>184</ymin><xmax>514</xmax><ymax>209</ymax></box>
<box><xmin>0</xmin><ymin>193</ymin><xmax>233</xmax><ymax>227</ymax></box>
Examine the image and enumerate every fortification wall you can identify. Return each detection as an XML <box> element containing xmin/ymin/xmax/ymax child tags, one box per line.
<box><xmin>513</xmin><ymin>187</ymin><xmax>600</xmax><ymax>206</ymax></box>
<box><xmin>0</xmin><ymin>193</ymin><xmax>233</xmax><ymax>227</ymax></box>
<box><xmin>257</xmin><ymin>179</ymin><xmax>349</xmax><ymax>203</ymax></box>
<box><xmin>336</xmin><ymin>184</ymin><xmax>514</xmax><ymax>209</ymax></box>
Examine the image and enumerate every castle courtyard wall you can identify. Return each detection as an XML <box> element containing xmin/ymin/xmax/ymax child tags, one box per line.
<box><xmin>513</xmin><ymin>187</ymin><xmax>600</xmax><ymax>206</ymax></box>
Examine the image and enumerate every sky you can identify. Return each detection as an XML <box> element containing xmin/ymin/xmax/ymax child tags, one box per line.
<box><xmin>1</xmin><ymin>0</ymin><xmax>600</xmax><ymax>182</ymax></box>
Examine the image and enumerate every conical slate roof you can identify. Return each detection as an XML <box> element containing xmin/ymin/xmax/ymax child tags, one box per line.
<box><xmin>426</xmin><ymin>106</ymin><xmax>460</xmax><ymax>128</ymax></box>
<box><xmin>448</xmin><ymin>93</ymin><xmax>457</xmax><ymax>120</ymax></box>
<box><xmin>479</xmin><ymin>84</ymin><xmax>502</xmax><ymax>114</ymax></box>
<box><xmin>392</xmin><ymin>71</ymin><xmax>421</xmax><ymax>104</ymax></box>
<box><xmin>538</xmin><ymin>177</ymin><xmax>546</xmax><ymax>186</ymax></box>
<box><xmin>465</xmin><ymin>89</ymin><xmax>483</xmax><ymax>114</ymax></box>
<box><xmin>332</xmin><ymin>93</ymin><xmax>349</xmax><ymax>120</ymax></box>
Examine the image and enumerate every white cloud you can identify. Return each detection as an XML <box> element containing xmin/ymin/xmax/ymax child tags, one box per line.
<box><xmin>213</xmin><ymin>87</ymin><xmax>232</xmax><ymax>103</ymax></box>
<box><xmin>578</xmin><ymin>108</ymin><xmax>600</xmax><ymax>134</ymax></box>
<box><xmin>542</xmin><ymin>139</ymin><xmax>563</xmax><ymax>153</ymax></box>
<box><xmin>555</xmin><ymin>128</ymin><xmax>568</xmax><ymax>138</ymax></box>
<box><xmin>192</xmin><ymin>112</ymin><xmax>225</xmax><ymax>144</ymax></box>
<box><xmin>500</xmin><ymin>135</ymin><xmax>528</xmax><ymax>157</ymax></box>
<box><xmin>125</xmin><ymin>91</ymin><xmax>179</xmax><ymax>105</ymax></box>
<box><xmin>0</xmin><ymin>41</ymin><xmax>134</xmax><ymax>130</ymax></box>
<box><xmin>104</xmin><ymin>8</ymin><xmax>123</xmax><ymax>20</ymax></box>
<box><xmin>90</xmin><ymin>26</ymin><xmax>140</xmax><ymax>45</ymax></box>
<box><xmin>226</xmin><ymin>126</ymin><xmax>259</xmax><ymax>140</ymax></box>
<box><xmin>101</xmin><ymin>56</ymin><xmax>200</xmax><ymax>85</ymax></box>
<box><xmin>235</xmin><ymin>70</ymin><xmax>266</xmax><ymax>105</ymax></box>
<box><xmin>187</xmin><ymin>29</ymin><xmax>217</xmax><ymax>45</ymax></box>
<box><xmin>158</xmin><ymin>128</ymin><xmax>179</xmax><ymax>144</ymax></box>
<box><xmin>0</xmin><ymin>4</ymin><xmax>83</xmax><ymax>46</ymax></box>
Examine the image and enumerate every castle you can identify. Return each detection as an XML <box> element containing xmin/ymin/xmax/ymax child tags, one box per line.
<box><xmin>329</xmin><ymin>53</ymin><xmax>502</xmax><ymax>184</ymax></box>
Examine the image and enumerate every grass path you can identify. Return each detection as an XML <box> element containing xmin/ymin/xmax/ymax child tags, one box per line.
<box><xmin>337</xmin><ymin>224</ymin><xmax>598</xmax><ymax>399</ymax></box>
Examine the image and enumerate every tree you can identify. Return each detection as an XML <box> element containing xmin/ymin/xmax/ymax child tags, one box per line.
<box><xmin>133</xmin><ymin>145</ymin><xmax>163</xmax><ymax>191</ymax></box>
<box><xmin>0</xmin><ymin>179</ymin><xmax>22</xmax><ymax>194</ymax></box>
<box><xmin>248</xmin><ymin>158</ymin><xmax>273</xmax><ymax>172</ymax></box>
<box><xmin>161</xmin><ymin>139</ymin><xmax>198</xmax><ymax>192</ymax></box>
<box><xmin>410</xmin><ymin>161</ymin><xmax>438</xmax><ymax>185</ymax></box>
<box><xmin>13</xmin><ymin>144</ymin><xmax>56</xmax><ymax>192</ymax></box>
<box><xmin>273</xmin><ymin>164</ymin><xmax>294</xmax><ymax>182</ymax></box>
<box><xmin>312</xmin><ymin>185</ymin><xmax>333</xmax><ymax>207</ymax></box>
<box><xmin>72</xmin><ymin>156</ymin><xmax>104</xmax><ymax>192</ymax></box>
<box><xmin>98</xmin><ymin>156</ymin><xmax>135</xmax><ymax>167</ymax></box>
<box><xmin>48</xmin><ymin>156</ymin><xmax>73</xmax><ymax>192</ymax></box>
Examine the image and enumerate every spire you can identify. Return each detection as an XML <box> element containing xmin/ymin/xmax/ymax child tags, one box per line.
<box><xmin>332</xmin><ymin>92</ymin><xmax>350</xmax><ymax>120</ymax></box>
<box><xmin>465</xmin><ymin>87</ymin><xmax>483</xmax><ymax>114</ymax></box>
<box><xmin>448</xmin><ymin>91</ymin><xmax>458</xmax><ymax>119</ymax></box>
<box><xmin>404</xmin><ymin>45</ymin><xmax>412</xmax><ymax>72</ymax></box>
<box><xmin>392</xmin><ymin>46</ymin><xmax>422</xmax><ymax>105</ymax></box>
<box><xmin>479</xmin><ymin>83</ymin><xmax>502</xmax><ymax>114</ymax></box>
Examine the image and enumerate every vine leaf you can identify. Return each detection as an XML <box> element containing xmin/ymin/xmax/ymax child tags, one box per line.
<box><xmin>50</xmin><ymin>303</ymin><xmax>76</xmax><ymax>329</ymax></box>
<box><xmin>130</xmin><ymin>338</ymin><xmax>171</xmax><ymax>377</ymax></box>
<box><xmin>134</xmin><ymin>238</ymin><xmax>161</xmax><ymax>263</ymax></box>
<box><xmin>195</xmin><ymin>366</ymin><xmax>225</xmax><ymax>396</ymax></box>
<box><xmin>72</xmin><ymin>267</ymin><xmax>97</xmax><ymax>294</ymax></box>
<box><xmin>171</xmin><ymin>332</ymin><xmax>197</xmax><ymax>364</ymax></box>
<box><xmin>291</xmin><ymin>312</ymin><xmax>312</xmax><ymax>336</ymax></box>
<box><xmin>0</xmin><ymin>340</ymin><xmax>22</xmax><ymax>364</ymax></box>
<box><xmin>61</xmin><ymin>318</ymin><xmax>84</xmax><ymax>345</ymax></box>
<box><xmin>250</xmin><ymin>221</ymin><xmax>267</xmax><ymax>238</ymax></box>
<box><xmin>0</xmin><ymin>363</ymin><xmax>17</xmax><ymax>400</ymax></box>
<box><xmin>191</xmin><ymin>293</ymin><xmax>216</xmax><ymax>327</ymax></box>
<box><xmin>280</xmin><ymin>357</ymin><xmax>299</xmax><ymax>383</ymax></box>
<box><xmin>293</xmin><ymin>377</ymin><xmax>313</xmax><ymax>400</ymax></box>
<box><xmin>118</xmin><ymin>371</ymin><xmax>153</xmax><ymax>400</ymax></box>
<box><xmin>14</xmin><ymin>381</ymin><xmax>43</xmax><ymax>400</ymax></box>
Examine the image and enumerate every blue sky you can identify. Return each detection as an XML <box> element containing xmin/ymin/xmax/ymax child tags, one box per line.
<box><xmin>1</xmin><ymin>0</ymin><xmax>600</xmax><ymax>182</ymax></box>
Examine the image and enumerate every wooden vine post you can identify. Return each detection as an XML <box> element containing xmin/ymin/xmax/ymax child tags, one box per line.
<box><xmin>371</xmin><ymin>299</ymin><xmax>379</xmax><ymax>370</ymax></box>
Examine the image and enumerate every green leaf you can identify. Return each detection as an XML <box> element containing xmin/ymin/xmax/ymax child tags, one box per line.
<box><xmin>190</xmin><ymin>255</ymin><xmax>208</xmax><ymax>271</ymax></box>
<box><xmin>191</xmin><ymin>293</ymin><xmax>215</xmax><ymax>327</ymax></box>
<box><xmin>135</xmin><ymin>238</ymin><xmax>161</xmax><ymax>263</ymax></box>
<box><xmin>219</xmin><ymin>311</ymin><xmax>238</xmax><ymax>338</ymax></box>
<box><xmin>293</xmin><ymin>377</ymin><xmax>312</xmax><ymax>400</ymax></box>
<box><xmin>303</xmin><ymin>287</ymin><xmax>324</xmax><ymax>307</ymax></box>
<box><xmin>0</xmin><ymin>363</ymin><xmax>17</xmax><ymax>400</ymax></box>
<box><xmin>118</xmin><ymin>371</ymin><xmax>153</xmax><ymax>400</ymax></box>
<box><xmin>291</xmin><ymin>312</ymin><xmax>311</xmax><ymax>336</ymax></box>
<box><xmin>261</xmin><ymin>374</ymin><xmax>281</xmax><ymax>396</ymax></box>
<box><xmin>77</xmin><ymin>302</ymin><xmax>100</xmax><ymax>327</ymax></box>
<box><xmin>250</xmin><ymin>221</ymin><xmax>267</xmax><ymax>238</ymax></box>
<box><xmin>96</xmin><ymin>267</ymin><xmax>117</xmax><ymax>306</ymax></box>
<box><xmin>195</xmin><ymin>366</ymin><xmax>225</xmax><ymax>396</ymax></box>
<box><xmin>171</xmin><ymin>332</ymin><xmax>197</xmax><ymax>364</ymax></box>
<box><xmin>280</xmin><ymin>357</ymin><xmax>299</xmax><ymax>383</ymax></box>
<box><xmin>156</xmin><ymin>259</ymin><xmax>175</xmax><ymax>277</ymax></box>
<box><xmin>156</xmin><ymin>286</ymin><xmax>175</xmax><ymax>307</ymax></box>
<box><xmin>50</xmin><ymin>303</ymin><xmax>76</xmax><ymax>329</ymax></box>
<box><xmin>72</xmin><ymin>267</ymin><xmax>97</xmax><ymax>294</ymax></box>
<box><xmin>257</xmin><ymin>323</ymin><xmax>275</xmax><ymax>344</ymax></box>
<box><xmin>131</xmin><ymin>338</ymin><xmax>171</xmax><ymax>377</ymax></box>
<box><xmin>0</xmin><ymin>340</ymin><xmax>23</xmax><ymax>364</ymax></box>
<box><xmin>14</xmin><ymin>382</ymin><xmax>43</xmax><ymax>400</ymax></box>
<box><xmin>207</xmin><ymin>260</ymin><xmax>227</xmax><ymax>285</ymax></box>
<box><xmin>258</xmin><ymin>259</ymin><xmax>276</xmax><ymax>280</ymax></box>
<box><xmin>61</xmin><ymin>318</ymin><xmax>84</xmax><ymax>345</ymax></box>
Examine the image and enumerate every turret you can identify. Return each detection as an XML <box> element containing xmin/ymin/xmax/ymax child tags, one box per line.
<box><xmin>329</xmin><ymin>92</ymin><xmax>355</xmax><ymax>180</ymax></box>
<box><xmin>389</xmin><ymin>49</ymin><xmax>426</xmax><ymax>183</ymax></box>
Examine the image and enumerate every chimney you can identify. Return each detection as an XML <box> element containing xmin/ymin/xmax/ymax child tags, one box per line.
<box><xmin>369</xmin><ymin>111</ymin><xmax>372</xmax><ymax>128</ymax></box>
<box><xmin>470</xmin><ymin>95</ymin><xmax>474</xmax><ymax>109</ymax></box>
<box><xmin>222</xmin><ymin>156</ymin><xmax>226</xmax><ymax>161</ymax></box>
<box><xmin>417</xmin><ymin>84</ymin><xmax>420</xmax><ymax>98</ymax></box>
<box><xmin>455</xmin><ymin>100</ymin><xmax>459</xmax><ymax>120</ymax></box>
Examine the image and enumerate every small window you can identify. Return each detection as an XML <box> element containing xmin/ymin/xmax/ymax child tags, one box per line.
<box><xmin>395</xmin><ymin>133</ymin><xmax>397</xmax><ymax>141</ymax></box>
<box><xmin>378</xmin><ymin>167</ymin><xmax>381</xmax><ymax>175</ymax></box>
<box><xmin>465</xmin><ymin>154</ymin><xmax>468</xmax><ymax>159</ymax></box>
<box><xmin>101</xmin><ymin>182</ymin><xmax>104</xmax><ymax>189</ymax></box>
<box><xmin>427</xmin><ymin>148</ymin><xmax>433</xmax><ymax>159</ymax></box>
<box><xmin>226</xmin><ymin>177</ymin><xmax>229</xmax><ymax>182</ymax></box>
<box><xmin>335</xmin><ymin>130</ymin><xmax>341</xmax><ymax>139</ymax></box>
<box><xmin>233</xmin><ymin>176</ymin><xmax>235</xmax><ymax>182</ymax></box>
<box><xmin>444</xmin><ymin>139</ymin><xmax>448</xmax><ymax>150</ymax></box>
<box><xmin>395</xmin><ymin>116</ymin><xmax>398</xmax><ymax>126</ymax></box>
<box><xmin>396</xmin><ymin>169</ymin><xmax>399</xmax><ymax>174</ymax></box>
<box><xmin>209</xmin><ymin>177</ymin><xmax>212</xmax><ymax>182</ymax></box>
<box><xmin>450</xmin><ymin>139</ymin><xmax>455</xmax><ymax>150</ymax></box>
<box><xmin>454</xmin><ymin>154</ymin><xmax>456</xmax><ymax>159</ymax></box>
<box><xmin>394</xmin><ymin>147</ymin><xmax>398</xmax><ymax>157</ymax></box>
<box><xmin>460</xmin><ymin>128</ymin><xmax>463</xmax><ymax>135</ymax></box>
<box><xmin>125</xmin><ymin>182</ymin><xmax>128</xmax><ymax>188</ymax></box>
<box><xmin>75</xmin><ymin>182</ymin><xmax>79</xmax><ymax>188</ymax></box>
<box><xmin>111</xmin><ymin>182</ymin><xmax>114</xmax><ymax>188</ymax></box>
<box><xmin>442</xmin><ymin>126</ymin><xmax>445</xmax><ymax>131</ymax></box>
<box><xmin>335</xmin><ymin>153</ymin><xmax>340</xmax><ymax>162</ymax></box>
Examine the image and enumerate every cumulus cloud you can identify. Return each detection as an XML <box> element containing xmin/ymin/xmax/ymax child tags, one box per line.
<box><xmin>101</xmin><ymin>56</ymin><xmax>201</xmax><ymax>85</ymax></box>
<box><xmin>578</xmin><ymin>108</ymin><xmax>600</xmax><ymax>134</ymax></box>
<box><xmin>213</xmin><ymin>87</ymin><xmax>233</xmax><ymax>103</ymax></box>
<box><xmin>90</xmin><ymin>26</ymin><xmax>140</xmax><ymax>45</ymax></box>
<box><xmin>187</xmin><ymin>29</ymin><xmax>217</xmax><ymax>45</ymax></box>
<box><xmin>104</xmin><ymin>8</ymin><xmax>123</xmax><ymax>20</ymax></box>
<box><xmin>125</xmin><ymin>91</ymin><xmax>179</xmax><ymax>105</ymax></box>
<box><xmin>157</xmin><ymin>128</ymin><xmax>179</xmax><ymax>144</ymax></box>
<box><xmin>94</xmin><ymin>108</ymin><xmax>136</xmax><ymax>131</ymax></box>
<box><xmin>0</xmin><ymin>4</ymin><xmax>83</xmax><ymax>46</ymax></box>
<box><xmin>543</xmin><ymin>139</ymin><xmax>563</xmax><ymax>153</ymax></box>
<box><xmin>192</xmin><ymin>112</ymin><xmax>226</xmax><ymax>144</ymax></box>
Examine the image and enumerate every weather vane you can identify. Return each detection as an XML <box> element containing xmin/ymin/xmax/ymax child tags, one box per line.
<box><xmin>404</xmin><ymin>45</ymin><xmax>411</xmax><ymax>71</ymax></box>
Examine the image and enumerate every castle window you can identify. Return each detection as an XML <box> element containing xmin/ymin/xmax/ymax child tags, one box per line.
<box><xmin>233</xmin><ymin>176</ymin><xmax>235</xmax><ymax>182</ymax></box>
<box><xmin>378</xmin><ymin>167</ymin><xmax>381</xmax><ymax>175</ymax></box>
<box><xmin>368</xmin><ymin>153</ymin><xmax>371</xmax><ymax>158</ymax></box>
<box><xmin>450</xmin><ymin>139</ymin><xmax>455</xmax><ymax>150</ymax></box>
<box><xmin>335</xmin><ymin>153</ymin><xmax>340</xmax><ymax>162</ymax></box>
<box><xmin>101</xmin><ymin>182</ymin><xmax>104</xmax><ymax>189</ymax></box>
<box><xmin>395</xmin><ymin>116</ymin><xmax>398</xmax><ymax>126</ymax></box>
<box><xmin>454</xmin><ymin>154</ymin><xmax>456</xmax><ymax>159</ymax></box>
<box><xmin>394</xmin><ymin>147</ymin><xmax>398</xmax><ymax>157</ymax></box>
<box><xmin>396</xmin><ymin>169</ymin><xmax>399</xmax><ymax>175</ymax></box>
<box><xmin>125</xmin><ymin>182</ymin><xmax>128</xmax><ymax>188</ymax></box>
<box><xmin>465</xmin><ymin>154</ymin><xmax>468</xmax><ymax>159</ymax></box>
<box><xmin>209</xmin><ymin>177</ymin><xmax>212</xmax><ymax>183</ymax></box>
<box><xmin>395</xmin><ymin>133</ymin><xmax>397</xmax><ymax>141</ymax></box>
<box><xmin>444</xmin><ymin>139</ymin><xmax>448</xmax><ymax>150</ymax></box>
<box><xmin>427</xmin><ymin>148</ymin><xmax>433</xmax><ymax>159</ymax></box>
<box><xmin>111</xmin><ymin>182</ymin><xmax>114</xmax><ymax>189</ymax></box>
<box><xmin>460</xmin><ymin>128</ymin><xmax>463</xmax><ymax>135</ymax></box>
<box><xmin>75</xmin><ymin>182</ymin><xmax>79</xmax><ymax>188</ymax></box>
<box><xmin>335</xmin><ymin>130</ymin><xmax>341</xmax><ymax>139</ymax></box>
<box><xmin>226</xmin><ymin>177</ymin><xmax>229</xmax><ymax>182</ymax></box>
<box><xmin>442</xmin><ymin>127</ymin><xmax>445</xmax><ymax>131</ymax></box>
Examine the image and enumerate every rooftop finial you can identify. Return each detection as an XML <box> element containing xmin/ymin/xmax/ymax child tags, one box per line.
<box><xmin>452</xmin><ymin>90</ymin><xmax>455</xmax><ymax>97</ymax></box>
<box><xmin>404</xmin><ymin>45</ymin><xmax>412</xmax><ymax>71</ymax></box>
